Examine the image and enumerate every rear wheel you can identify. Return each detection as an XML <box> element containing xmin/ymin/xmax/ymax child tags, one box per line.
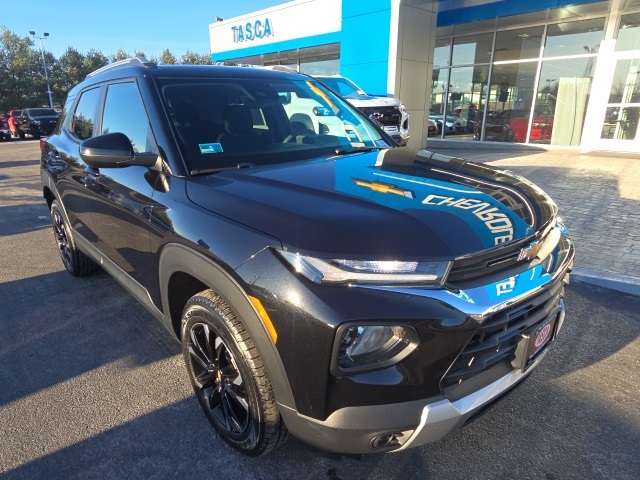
<box><xmin>181</xmin><ymin>290</ymin><xmax>287</xmax><ymax>456</ymax></box>
<box><xmin>50</xmin><ymin>200</ymin><xmax>98</xmax><ymax>276</ymax></box>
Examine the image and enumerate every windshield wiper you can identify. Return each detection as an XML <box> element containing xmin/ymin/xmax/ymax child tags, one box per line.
<box><xmin>190</xmin><ymin>163</ymin><xmax>255</xmax><ymax>176</ymax></box>
<box><xmin>333</xmin><ymin>146</ymin><xmax>389</xmax><ymax>156</ymax></box>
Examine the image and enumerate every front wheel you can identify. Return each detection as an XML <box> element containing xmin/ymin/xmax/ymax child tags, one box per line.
<box><xmin>181</xmin><ymin>290</ymin><xmax>287</xmax><ymax>456</ymax></box>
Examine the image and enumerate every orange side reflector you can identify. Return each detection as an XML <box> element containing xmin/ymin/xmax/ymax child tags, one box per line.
<box><xmin>249</xmin><ymin>296</ymin><xmax>278</xmax><ymax>345</ymax></box>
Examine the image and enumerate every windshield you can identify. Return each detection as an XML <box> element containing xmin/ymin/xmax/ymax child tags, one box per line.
<box><xmin>157</xmin><ymin>76</ymin><xmax>389</xmax><ymax>174</ymax></box>
<box><xmin>28</xmin><ymin>108</ymin><xmax>57</xmax><ymax>116</ymax></box>
<box><xmin>318</xmin><ymin>77</ymin><xmax>366</xmax><ymax>97</ymax></box>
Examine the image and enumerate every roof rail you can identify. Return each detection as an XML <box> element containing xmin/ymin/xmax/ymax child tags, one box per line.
<box><xmin>87</xmin><ymin>56</ymin><xmax>157</xmax><ymax>78</ymax></box>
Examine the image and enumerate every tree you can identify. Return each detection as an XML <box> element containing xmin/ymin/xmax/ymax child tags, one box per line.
<box><xmin>54</xmin><ymin>47</ymin><xmax>108</xmax><ymax>105</ymax></box>
<box><xmin>181</xmin><ymin>50</ymin><xmax>212</xmax><ymax>65</ymax></box>
<box><xmin>110</xmin><ymin>48</ymin><xmax>131</xmax><ymax>62</ymax></box>
<box><xmin>158</xmin><ymin>49</ymin><xmax>177</xmax><ymax>65</ymax></box>
<box><xmin>0</xmin><ymin>26</ymin><xmax>42</xmax><ymax>110</ymax></box>
<box><xmin>0</xmin><ymin>26</ymin><xmax>213</xmax><ymax>111</ymax></box>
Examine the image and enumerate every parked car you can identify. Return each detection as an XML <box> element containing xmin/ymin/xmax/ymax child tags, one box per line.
<box><xmin>427</xmin><ymin>118</ymin><xmax>438</xmax><ymax>136</ymax></box>
<box><xmin>315</xmin><ymin>75</ymin><xmax>410</xmax><ymax>145</ymax></box>
<box><xmin>0</xmin><ymin>115</ymin><xmax>11</xmax><ymax>141</ymax></box>
<box><xmin>474</xmin><ymin>109</ymin><xmax>554</xmax><ymax>143</ymax></box>
<box><xmin>41</xmin><ymin>58</ymin><xmax>574</xmax><ymax>457</ymax></box>
<box><xmin>15</xmin><ymin>107</ymin><xmax>59</xmax><ymax>138</ymax></box>
<box><xmin>429</xmin><ymin>111</ymin><xmax>457</xmax><ymax>135</ymax></box>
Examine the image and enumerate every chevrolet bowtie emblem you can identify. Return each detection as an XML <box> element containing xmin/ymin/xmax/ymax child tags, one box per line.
<box><xmin>353</xmin><ymin>179</ymin><xmax>414</xmax><ymax>199</ymax></box>
<box><xmin>518</xmin><ymin>240</ymin><xmax>543</xmax><ymax>262</ymax></box>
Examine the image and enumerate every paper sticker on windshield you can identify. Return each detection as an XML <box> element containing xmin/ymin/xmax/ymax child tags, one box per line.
<box><xmin>199</xmin><ymin>143</ymin><xmax>223</xmax><ymax>154</ymax></box>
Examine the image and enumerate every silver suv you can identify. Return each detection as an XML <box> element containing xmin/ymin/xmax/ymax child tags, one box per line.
<box><xmin>316</xmin><ymin>75</ymin><xmax>410</xmax><ymax>145</ymax></box>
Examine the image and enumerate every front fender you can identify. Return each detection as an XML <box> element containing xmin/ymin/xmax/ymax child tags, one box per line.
<box><xmin>158</xmin><ymin>243</ymin><xmax>296</xmax><ymax>410</ymax></box>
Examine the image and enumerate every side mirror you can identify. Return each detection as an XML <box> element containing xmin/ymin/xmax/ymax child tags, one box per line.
<box><xmin>80</xmin><ymin>132</ymin><xmax>157</xmax><ymax>169</ymax></box>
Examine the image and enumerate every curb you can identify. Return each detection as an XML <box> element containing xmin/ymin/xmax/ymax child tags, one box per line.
<box><xmin>571</xmin><ymin>267</ymin><xmax>640</xmax><ymax>297</ymax></box>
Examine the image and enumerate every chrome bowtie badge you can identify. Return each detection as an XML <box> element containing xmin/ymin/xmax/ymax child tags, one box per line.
<box><xmin>518</xmin><ymin>241</ymin><xmax>543</xmax><ymax>262</ymax></box>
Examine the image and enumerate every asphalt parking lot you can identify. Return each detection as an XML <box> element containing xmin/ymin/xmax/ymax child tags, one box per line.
<box><xmin>1</xmin><ymin>141</ymin><xmax>639</xmax><ymax>479</ymax></box>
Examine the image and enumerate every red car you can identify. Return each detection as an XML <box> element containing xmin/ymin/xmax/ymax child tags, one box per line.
<box><xmin>474</xmin><ymin>109</ymin><xmax>554</xmax><ymax>143</ymax></box>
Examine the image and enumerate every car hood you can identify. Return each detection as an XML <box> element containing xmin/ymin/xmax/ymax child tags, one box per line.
<box><xmin>186</xmin><ymin>148</ymin><xmax>556</xmax><ymax>260</ymax></box>
<box><xmin>343</xmin><ymin>95</ymin><xmax>403</xmax><ymax>108</ymax></box>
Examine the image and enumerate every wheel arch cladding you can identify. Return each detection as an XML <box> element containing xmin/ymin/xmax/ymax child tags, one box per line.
<box><xmin>158</xmin><ymin>243</ymin><xmax>296</xmax><ymax>410</ymax></box>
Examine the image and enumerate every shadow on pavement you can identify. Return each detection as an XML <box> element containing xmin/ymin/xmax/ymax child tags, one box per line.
<box><xmin>1</xmin><ymin>283</ymin><xmax>638</xmax><ymax>479</ymax></box>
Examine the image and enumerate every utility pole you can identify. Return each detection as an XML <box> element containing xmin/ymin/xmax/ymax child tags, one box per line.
<box><xmin>29</xmin><ymin>31</ymin><xmax>54</xmax><ymax>109</ymax></box>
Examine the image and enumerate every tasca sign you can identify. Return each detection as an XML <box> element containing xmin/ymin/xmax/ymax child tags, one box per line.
<box><xmin>232</xmin><ymin>19</ymin><xmax>274</xmax><ymax>43</ymax></box>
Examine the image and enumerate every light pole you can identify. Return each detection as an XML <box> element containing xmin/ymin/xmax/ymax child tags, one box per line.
<box><xmin>29</xmin><ymin>30</ymin><xmax>53</xmax><ymax>109</ymax></box>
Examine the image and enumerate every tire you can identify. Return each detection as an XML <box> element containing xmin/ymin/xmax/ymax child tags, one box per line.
<box><xmin>50</xmin><ymin>199</ymin><xmax>99</xmax><ymax>276</ymax></box>
<box><xmin>181</xmin><ymin>290</ymin><xmax>288</xmax><ymax>456</ymax></box>
<box><xmin>505</xmin><ymin>129</ymin><xmax>516</xmax><ymax>142</ymax></box>
<box><xmin>18</xmin><ymin>130</ymin><xmax>25</xmax><ymax>139</ymax></box>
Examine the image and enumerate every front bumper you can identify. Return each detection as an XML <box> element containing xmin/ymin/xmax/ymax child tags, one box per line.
<box><xmin>268</xmin><ymin>232</ymin><xmax>574</xmax><ymax>454</ymax></box>
<box><xmin>279</xmin><ymin>343</ymin><xmax>550</xmax><ymax>454</ymax></box>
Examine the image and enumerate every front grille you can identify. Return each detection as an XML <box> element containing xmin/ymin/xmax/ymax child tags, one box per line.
<box><xmin>358</xmin><ymin>106</ymin><xmax>401</xmax><ymax>128</ymax></box>
<box><xmin>447</xmin><ymin>236</ymin><xmax>535</xmax><ymax>283</ymax></box>
<box><xmin>442</xmin><ymin>276</ymin><xmax>564</xmax><ymax>391</ymax></box>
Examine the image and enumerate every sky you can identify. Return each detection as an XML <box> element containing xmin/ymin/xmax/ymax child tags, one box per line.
<box><xmin>2</xmin><ymin>0</ymin><xmax>283</xmax><ymax>59</ymax></box>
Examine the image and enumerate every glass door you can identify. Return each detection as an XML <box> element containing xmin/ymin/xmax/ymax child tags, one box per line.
<box><xmin>597</xmin><ymin>13</ymin><xmax>640</xmax><ymax>148</ymax></box>
<box><xmin>600</xmin><ymin>57</ymin><xmax>640</xmax><ymax>142</ymax></box>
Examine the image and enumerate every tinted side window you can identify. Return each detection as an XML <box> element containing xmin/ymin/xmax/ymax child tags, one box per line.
<box><xmin>71</xmin><ymin>87</ymin><xmax>100</xmax><ymax>140</ymax></box>
<box><xmin>102</xmin><ymin>82</ymin><xmax>154</xmax><ymax>153</ymax></box>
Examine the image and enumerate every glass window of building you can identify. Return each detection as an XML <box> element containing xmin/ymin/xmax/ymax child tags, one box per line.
<box><xmin>452</xmin><ymin>33</ymin><xmax>493</xmax><ymax>65</ymax></box>
<box><xmin>299</xmin><ymin>57</ymin><xmax>339</xmax><ymax>76</ymax></box>
<box><xmin>483</xmin><ymin>62</ymin><xmax>538</xmax><ymax>143</ymax></box>
<box><xmin>544</xmin><ymin>18</ymin><xmax>605</xmax><ymax>57</ymax></box>
<box><xmin>616</xmin><ymin>13</ymin><xmax>640</xmax><ymax>52</ymax></box>
<box><xmin>494</xmin><ymin>26</ymin><xmax>544</xmax><ymax>62</ymax></box>
<box><xmin>534</xmin><ymin>58</ymin><xmax>595</xmax><ymax>145</ymax></box>
<box><xmin>445</xmin><ymin>66</ymin><xmax>490</xmax><ymax>140</ymax></box>
<box><xmin>430</xmin><ymin>68</ymin><xmax>448</xmax><ymax>115</ymax></box>
<box><xmin>601</xmin><ymin>58</ymin><xmax>640</xmax><ymax>141</ymax></box>
<box><xmin>434</xmin><ymin>38</ymin><xmax>451</xmax><ymax>67</ymax></box>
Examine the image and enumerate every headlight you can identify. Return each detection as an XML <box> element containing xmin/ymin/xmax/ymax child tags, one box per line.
<box><xmin>277</xmin><ymin>250</ymin><xmax>450</xmax><ymax>285</ymax></box>
<box><xmin>332</xmin><ymin>323</ymin><xmax>419</xmax><ymax>374</ymax></box>
<box><xmin>556</xmin><ymin>217</ymin><xmax>569</xmax><ymax>236</ymax></box>
<box><xmin>398</xmin><ymin>103</ymin><xmax>406</xmax><ymax>113</ymax></box>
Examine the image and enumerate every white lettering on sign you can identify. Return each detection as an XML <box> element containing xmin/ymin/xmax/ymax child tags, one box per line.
<box><xmin>422</xmin><ymin>194</ymin><xmax>514</xmax><ymax>244</ymax></box>
<box><xmin>232</xmin><ymin>18</ymin><xmax>273</xmax><ymax>43</ymax></box>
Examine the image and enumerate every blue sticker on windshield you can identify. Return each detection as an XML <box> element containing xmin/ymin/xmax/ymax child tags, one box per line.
<box><xmin>199</xmin><ymin>143</ymin><xmax>223</xmax><ymax>154</ymax></box>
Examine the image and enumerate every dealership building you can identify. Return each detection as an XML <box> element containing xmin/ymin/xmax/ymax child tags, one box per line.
<box><xmin>210</xmin><ymin>0</ymin><xmax>640</xmax><ymax>152</ymax></box>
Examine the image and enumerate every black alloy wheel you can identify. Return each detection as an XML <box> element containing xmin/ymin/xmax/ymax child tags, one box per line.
<box><xmin>52</xmin><ymin>207</ymin><xmax>73</xmax><ymax>271</ymax></box>
<box><xmin>187</xmin><ymin>321</ymin><xmax>251</xmax><ymax>436</ymax></box>
<box><xmin>181</xmin><ymin>290</ymin><xmax>287</xmax><ymax>456</ymax></box>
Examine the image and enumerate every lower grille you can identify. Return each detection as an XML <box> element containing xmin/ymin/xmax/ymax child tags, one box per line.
<box><xmin>442</xmin><ymin>277</ymin><xmax>565</xmax><ymax>392</ymax></box>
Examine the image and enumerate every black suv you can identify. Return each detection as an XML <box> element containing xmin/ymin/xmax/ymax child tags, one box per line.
<box><xmin>41</xmin><ymin>58</ymin><xmax>574</xmax><ymax>456</ymax></box>
<box><xmin>16</xmin><ymin>107</ymin><xmax>59</xmax><ymax>138</ymax></box>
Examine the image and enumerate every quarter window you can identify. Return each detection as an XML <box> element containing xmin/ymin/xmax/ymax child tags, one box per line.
<box><xmin>71</xmin><ymin>87</ymin><xmax>100</xmax><ymax>140</ymax></box>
